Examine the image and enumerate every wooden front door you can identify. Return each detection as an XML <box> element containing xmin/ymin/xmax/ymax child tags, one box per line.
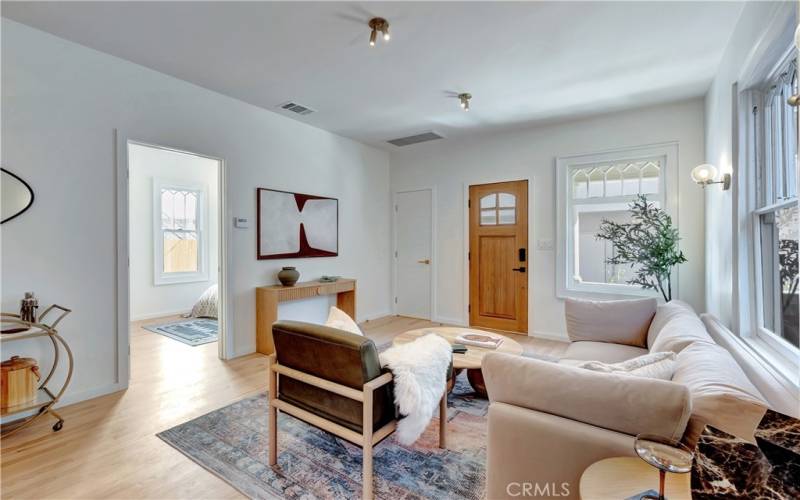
<box><xmin>469</xmin><ymin>180</ymin><xmax>528</xmax><ymax>333</ymax></box>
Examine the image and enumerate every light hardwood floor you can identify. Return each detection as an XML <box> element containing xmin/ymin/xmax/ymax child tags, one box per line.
<box><xmin>1</xmin><ymin>315</ymin><xmax>566</xmax><ymax>499</ymax></box>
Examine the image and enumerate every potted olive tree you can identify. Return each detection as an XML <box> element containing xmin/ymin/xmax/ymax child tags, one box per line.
<box><xmin>596</xmin><ymin>195</ymin><xmax>686</xmax><ymax>302</ymax></box>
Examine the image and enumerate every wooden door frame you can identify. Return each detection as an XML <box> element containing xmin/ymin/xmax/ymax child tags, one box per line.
<box><xmin>115</xmin><ymin>131</ymin><xmax>233</xmax><ymax>393</ymax></box>
<box><xmin>392</xmin><ymin>187</ymin><xmax>437</xmax><ymax>320</ymax></box>
<box><xmin>462</xmin><ymin>176</ymin><xmax>534</xmax><ymax>331</ymax></box>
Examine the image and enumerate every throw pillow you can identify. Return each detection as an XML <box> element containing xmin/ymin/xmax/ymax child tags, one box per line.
<box><xmin>564</xmin><ymin>297</ymin><xmax>656</xmax><ymax>348</ymax></box>
<box><xmin>578</xmin><ymin>351</ymin><xmax>676</xmax><ymax>380</ymax></box>
<box><xmin>325</xmin><ymin>306</ymin><xmax>363</xmax><ymax>336</ymax></box>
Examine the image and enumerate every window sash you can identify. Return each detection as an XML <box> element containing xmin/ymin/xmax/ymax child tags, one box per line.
<box><xmin>751</xmin><ymin>202</ymin><xmax>798</xmax><ymax>351</ymax></box>
<box><xmin>748</xmin><ymin>51</ymin><xmax>799</xmax><ymax>358</ymax></box>
<box><xmin>153</xmin><ymin>180</ymin><xmax>207</xmax><ymax>285</ymax></box>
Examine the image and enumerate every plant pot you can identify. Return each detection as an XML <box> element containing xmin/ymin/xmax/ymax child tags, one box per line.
<box><xmin>277</xmin><ymin>267</ymin><xmax>300</xmax><ymax>287</ymax></box>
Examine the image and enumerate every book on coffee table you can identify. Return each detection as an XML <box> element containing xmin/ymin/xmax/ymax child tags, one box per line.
<box><xmin>455</xmin><ymin>332</ymin><xmax>504</xmax><ymax>349</ymax></box>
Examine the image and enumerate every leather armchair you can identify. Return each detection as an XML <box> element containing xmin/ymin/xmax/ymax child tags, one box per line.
<box><xmin>267</xmin><ymin>320</ymin><xmax>447</xmax><ymax>499</ymax></box>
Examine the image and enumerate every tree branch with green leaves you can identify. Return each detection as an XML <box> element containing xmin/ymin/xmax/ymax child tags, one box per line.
<box><xmin>595</xmin><ymin>195</ymin><xmax>686</xmax><ymax>302</ymax></box>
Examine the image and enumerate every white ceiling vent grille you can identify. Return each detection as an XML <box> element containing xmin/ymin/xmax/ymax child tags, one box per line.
<box><xmin>387</xmin><ymin>131</ymin><xmax>444</xmax><ymax>147</ymax></box>
<box><xmin>278</xmin><ymin>101</ymin><xmax>316</xmax><ymax>116</ymax></box>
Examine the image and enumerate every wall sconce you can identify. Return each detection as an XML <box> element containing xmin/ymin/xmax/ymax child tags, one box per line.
<box><xmin>691</xmin><ymin>164</ymin><xmax>731</xmax><ymax>190</ymax></box>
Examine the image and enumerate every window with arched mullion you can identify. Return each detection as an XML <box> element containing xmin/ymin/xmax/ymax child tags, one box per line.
<box><xmin>556</xmin><ymin>143</ymin><xmax>676</xmax><ymax>300</ymax></box>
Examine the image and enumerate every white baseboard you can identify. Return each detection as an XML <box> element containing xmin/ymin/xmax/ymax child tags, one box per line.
<box><xmin>530</xmin><ymin>330</ymin><xmax>569</xmax><ymax>343</ymax></box>
<box><xmin>433</xmin><ymin>315</ymin><xmax>467</xmax><ymax>326</ymax></box>
<box><xmin>131</xmin><ymin>309</ymin><xmax>191</xmax><ymax>321</ymax></box>
<box><xmin>359</xmin><ymin>310</ymin><xmax>393</xmax><ymax>323</ymax></box>
<box><xmin>0</xmin><ymin>382</ymin><xmax>127</xmax><ymax>425</ymax></box>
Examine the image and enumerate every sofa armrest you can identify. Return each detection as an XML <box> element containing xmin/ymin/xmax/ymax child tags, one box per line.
<box><xmin>487</xmin><ymin>402</ymin><xmax>636</xmax><ymax>500</ymax></box>
<box><xmin>483</xmin><ymin>353</ymin><xmax>691</xmax><ymax>440</ymax></box>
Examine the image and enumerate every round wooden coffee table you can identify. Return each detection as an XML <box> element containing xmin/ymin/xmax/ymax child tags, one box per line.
<box><xmin>393</xmin><ymin>327</ymin><xmax>524</xmax><ymax>397</ymax></box>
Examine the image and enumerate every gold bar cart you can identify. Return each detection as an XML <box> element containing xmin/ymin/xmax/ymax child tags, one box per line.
<box><xmin>1</xmin><ymin>305</ymin><xmax>73</xmax><ymax>436</ymax></box>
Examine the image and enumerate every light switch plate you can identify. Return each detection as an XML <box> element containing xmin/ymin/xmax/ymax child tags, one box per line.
<box><xmin>537</xmin><ymin>239</ymin><xmax>554</xmax><ymax>251</ymax></box>
<box><xmin>234</xmin><ymin>217</ymin><xmax>250</xmax><ymax>228</ymax></box>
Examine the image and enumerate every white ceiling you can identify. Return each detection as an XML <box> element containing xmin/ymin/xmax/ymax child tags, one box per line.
<box><xmin>2</xmin><ymin>1</ymin><xmax>744</xmax><ymax>149</ymax></box>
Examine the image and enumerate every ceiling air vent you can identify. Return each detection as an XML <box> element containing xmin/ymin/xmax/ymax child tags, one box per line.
<box><xmin>278</xmin><ymin>101</ymin><xmax>316</xmax><ymax>116</ymax></box>
<box><xmin>387</xmin><ymin>131</ymin><xmax>444</xmax><ymax>147</ymax></box>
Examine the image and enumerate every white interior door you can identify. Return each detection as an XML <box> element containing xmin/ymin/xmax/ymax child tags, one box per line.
<box><xmin>395</xmin><ymin>189</ymin><xmax>433</xmax><ymax>319</ymax></box>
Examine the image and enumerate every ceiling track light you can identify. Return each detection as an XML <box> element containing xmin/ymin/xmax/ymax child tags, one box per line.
<box><xmin>458</xmin><ymin>93</ymin><xmax>472</xmax><ymax>111</ymax></box>
<box><xmin>368</xmin><ymin>17</ymin><xmax>390</xmax><ymax>47</ymax></box>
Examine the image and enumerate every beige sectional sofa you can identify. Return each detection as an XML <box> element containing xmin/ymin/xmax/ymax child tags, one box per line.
<box><xmin>482</xmin><ymin>298</ymin><xmax>770</xmax><ymax>500</ymax></box>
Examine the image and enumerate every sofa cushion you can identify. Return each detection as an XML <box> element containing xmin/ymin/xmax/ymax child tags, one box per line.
<box><xmin>649</xmin><ymin>309</ymin><xmax>713</xmax><ymax>354</ymax></box>
<box><xmin>672</xmin><ymin>342</ymin><xmax>768</xmax><ymax>446</ymax></box>
<box><xmin>647</xmin><ymin>300</ymin><xmax>699</xmax><ymax>349</ymax></box>
<box><xmin>560</xmin><ymin>341</ymin><xmax>649</xmax><ymax>364</ymax></box>
<box><xmin>565</xmin><ymin>297</ymin><xmax>656</xmax><ymax>348</ymax></box>
<box><xmin>578</xmin><ymin>352</ymin><xmax>676</xmax><ymax>380</ymax></box>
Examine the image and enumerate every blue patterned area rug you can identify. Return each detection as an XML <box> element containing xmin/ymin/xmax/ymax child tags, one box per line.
<box><xmin>143</xmin><ymin>318</ymin><xmax>218</xmax><ymax>346</ymax></box>
<box><xmin>157</xmin><ymin>373</ymin><xmax>488</xmax><ymax>499</ymax></box>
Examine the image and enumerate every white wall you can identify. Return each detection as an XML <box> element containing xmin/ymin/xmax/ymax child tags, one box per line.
<box><xmin>704</xmin><ymin>1</ymin><xmax>796</xmax><ymax>329</ymax></box>
<box><xmin>1</xmin><ymin>20</ymin><xmax>391</xmax><ymax>405</ymax></box>
<box><xmin>391</xmin><ymin>99</ymin><xmax>706</xmax><ymax>339</ymax></box>
<box><xmin>129</xmin><ymin>144</ymin><xmax>219</xmax><ymax>320</ymax></box>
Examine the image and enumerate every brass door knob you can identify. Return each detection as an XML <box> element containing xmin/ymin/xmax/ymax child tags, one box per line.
<box><xmin>417</xmin><ymin>259</ymin><xmax>431</xmax><ymax>264</ymax></box>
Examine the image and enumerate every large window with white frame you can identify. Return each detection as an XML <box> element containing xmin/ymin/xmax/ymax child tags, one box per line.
<box><xmin>154</xmin><ymin>179</ymin><xmax>208</xmax><ymax>285</ymax></box>
<box><xmin>749</xmin><ymin>51</ymin><xmax>798</xmax><ymax>355</ymax></box>
<box><xmin>556</xmin><ymin>143</ymin><xmax>678</xmax><ymax>299</ymax></box>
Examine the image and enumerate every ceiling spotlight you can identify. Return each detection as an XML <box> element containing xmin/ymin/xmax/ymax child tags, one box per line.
<box><xmin>458</xmin><ymin>93</ymin><xmax>472</xmax><ymax>111</ymax></box>
<box><xmin>368</xmin><ymin>17</ymin><xmax>390</xmax><ymax>47</ymax></box>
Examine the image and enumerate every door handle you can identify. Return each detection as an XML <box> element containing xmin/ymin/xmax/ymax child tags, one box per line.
<box><xmin>512</xmin><ymin>267</ymin><xmax>526</xmax><ymax>273</ymax></box>
<box><xmin>417</xmin><ymin>259</ymin><xmax>431</xmax><ymax>264</ymax></box>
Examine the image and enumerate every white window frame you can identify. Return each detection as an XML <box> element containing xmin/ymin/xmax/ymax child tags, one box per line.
<box><xmin>153</xmin><ymin>178</ymin><xmax>209</xmax><ymax>286</ymax></box>
<box><xmin>738</xmin><ymin>46</ymin><xmax>799</xmax><ymax>366</ymax></box>
<box><xmin>556</xmin><ymin>142</ymin><xmax>679</xmax><ymax>300</ymax></box>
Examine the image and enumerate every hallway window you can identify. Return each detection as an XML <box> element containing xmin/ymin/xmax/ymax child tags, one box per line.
<box><xmin>154</xmin><ymin>180</ymin><xmax>208</xmax><ymax>284</ymax></box>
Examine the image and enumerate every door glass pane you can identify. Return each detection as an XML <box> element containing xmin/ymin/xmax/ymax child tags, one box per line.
<box><xmin>498</xmin><ymin>193</ymin><xmax>516</xmax><ymax>208</ymax></box>
<box><xmin>480</xmin><ymin>209</ymin><xmax>496</xmax><ymax>225</ymax></box>
<box><xmin>498</xmin><ymin>208</ymin><xmax>515</xmax><ymax>225</ymax></box>
<box><xmin>480</xmin><ymin>194</ymin><xmax>497</xmax><ymax>209</ymax></box>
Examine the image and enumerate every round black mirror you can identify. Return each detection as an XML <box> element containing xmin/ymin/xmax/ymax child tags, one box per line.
<box><xmin>1</xmin><ymin>168</ymin><xmax>34</xmax><ymax>224</ymax></box>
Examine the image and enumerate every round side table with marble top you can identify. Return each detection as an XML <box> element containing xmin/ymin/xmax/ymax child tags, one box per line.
<box><xmin>392</xmin><ymin>326</ymin><xmax>524</xmax><ymax>397</ymax></box>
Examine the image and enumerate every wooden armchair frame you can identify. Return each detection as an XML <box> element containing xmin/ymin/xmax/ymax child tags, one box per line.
<box><xmin>267</xmin><ymin>354</ymin><xmax>447</xmax><ymax>499</ymax></box>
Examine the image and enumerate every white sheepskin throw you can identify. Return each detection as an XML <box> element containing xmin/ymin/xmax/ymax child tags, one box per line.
<box><xmin>379</xmin><ymin>334</ymin><xmax>452</xmax><ymax>445</ymax></box>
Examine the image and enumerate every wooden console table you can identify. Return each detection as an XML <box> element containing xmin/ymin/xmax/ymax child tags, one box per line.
<box><xmin>256</xmin><ymin>278</ymin><xmax>356</xmax><ymax>355</ymax></box>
